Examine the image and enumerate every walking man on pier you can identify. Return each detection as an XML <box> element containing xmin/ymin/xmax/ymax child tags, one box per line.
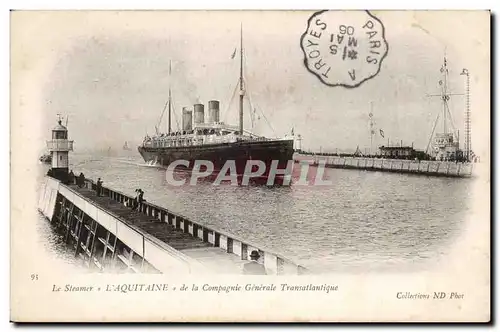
<box><xmin>243</xmin><ymin>251</ymin><xmax>267</xmax><ymax>275</ymax></box>
<box><xmin>138</xmin><ymin>189</ymin><xmax>145</xmax><ymax>204</ymax></box>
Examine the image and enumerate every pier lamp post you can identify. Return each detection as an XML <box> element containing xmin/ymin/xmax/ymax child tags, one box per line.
<box><xmin>460</xmin><ymin>68</ymin><xmax>471</xmax><ymax>162</ymax></box>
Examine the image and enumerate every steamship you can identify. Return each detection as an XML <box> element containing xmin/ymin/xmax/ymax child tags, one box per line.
<box><xmin>137</xmin><ymin>28</ymin><xmax>294</xmax><ymax>176</ymax></box>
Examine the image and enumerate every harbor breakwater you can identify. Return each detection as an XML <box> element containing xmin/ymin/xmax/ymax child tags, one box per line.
<box><xmin>37</xmin><ymin>175</ymin><xmax>306</xmax><ymax>275</ymax></box>
<box><xmin>294</xmin><ymin>154</ymin><xmax>474</xmax><ymax>178</ymax></box>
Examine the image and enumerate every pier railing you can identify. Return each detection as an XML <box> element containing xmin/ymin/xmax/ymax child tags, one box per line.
<box><xmin>52</xmin><ymin>178</ymin><xmax>205</xmax><ymax>273</ymax></box>
<box><xmin>46</xmin><ymin>139</ymin><xmax>74</xmax><ymax>151</ymax></box>
<box><xmin>81</xmin><ymin>178</ymin><xmax>307</xmax><ymax>275</ymax></box>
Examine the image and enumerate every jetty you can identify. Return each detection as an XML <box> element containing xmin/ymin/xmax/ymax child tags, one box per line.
<box><xmin>294</xmin><ymin>154</ymin><xmax>474</xmax><ymax>178</ymax></box>
<box><xmin>291</xmin><ymin>56</ymin><xmax>478</xmax><ymax>180</ymax></box>
<box><xmin>38</xmin><ymin>175</ymin><xmax>306</xmax><ymax>275</ymax></box>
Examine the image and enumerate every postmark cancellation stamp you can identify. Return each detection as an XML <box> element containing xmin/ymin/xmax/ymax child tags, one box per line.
<box><xmin>300</xmin><ymin>10</ymin><xmax>389</xmax><ymax>88</ymax></box>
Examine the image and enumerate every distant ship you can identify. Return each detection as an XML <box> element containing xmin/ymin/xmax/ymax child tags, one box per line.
<box><xmin>123</xmin><ymin>141</ymin><xmax>132</xmax><ymax>151</ymax></box>
<box><xmin>138</xmin><ymin>27</ymin><xmax>294</xmax><ymax>176</ymax></box>
<box><xmin>39</xmin><ymin>153</ymin><xmax>52</xmax><ymax>164</ymax></box>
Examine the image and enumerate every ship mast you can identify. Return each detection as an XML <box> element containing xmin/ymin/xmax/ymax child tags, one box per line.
<box><xmin>369</xmin><ymin>102</ymin><xmax>374</xmax><ymax>155</ymax></box>
<box><xmin>154</xmin><ymin>60</ymin><xmax>173</xmax><ymax>135</ymax></box>
<box><xmin>460</xmin><ymin>68</ymin><xmax>471</xmax><ymax>161</ymax></box>
<box><xmin>168</xmin><ymin>60</ymin><xmax>172</xmax><ymax>134</ymax></box>
<box><xmin>425</xmin><ymin>54</ymin><xmax>464</xmax><ymax>156</ymax></box>
<box><xmin>442</xmin><ymin>56</ymin><xmax>448</xmax><ymax>135</ymax></box>
<box><xmin>239</xmin><ymin>24</ymin><xmax>244</xmax><ymax>135</ymax></box>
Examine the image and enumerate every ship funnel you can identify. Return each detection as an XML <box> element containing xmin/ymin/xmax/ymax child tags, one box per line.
<box><xmin>182</xmin><ymin>107</ymin><xmax>193</xmax><ymax>131</ymax></box>
<box><xmin>208</xmin><ymin>100</ymin><xmax>220</xmax><ymax>124</ymax></box>
<box><xmin>194</xmin><ymin>104</ymin><xmax>205</xmax><ymax>124</ymax></box>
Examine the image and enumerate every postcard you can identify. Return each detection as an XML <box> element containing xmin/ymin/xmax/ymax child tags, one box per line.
<box><xmin>10</xmin><ymin>10</ymin><xmax>490</xmax><ymax>322</ymax></box>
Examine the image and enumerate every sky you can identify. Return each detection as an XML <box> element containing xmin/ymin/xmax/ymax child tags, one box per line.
<box><xmin>11</xmin><ymin>10</ymin><xmax>490</xmax><ymax>156</ymax></box>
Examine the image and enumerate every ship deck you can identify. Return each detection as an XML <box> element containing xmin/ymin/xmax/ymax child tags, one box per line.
<box><xmin>68</xmin><ymin>184</ymin><xmax>248</xmax><ymax>274</ymax></box>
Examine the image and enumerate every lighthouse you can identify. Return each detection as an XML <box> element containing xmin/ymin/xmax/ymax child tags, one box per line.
<box><xmin>47</xmin><ymin>116</ymin><xmax>74</xmax><ymax>183</ymax></box>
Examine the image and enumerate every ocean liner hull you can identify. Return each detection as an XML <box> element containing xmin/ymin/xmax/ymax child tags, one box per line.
<box><xmin>138</xmin><ymin>139</ymin><xmax>294</xmax><ymax>175</ymax></box>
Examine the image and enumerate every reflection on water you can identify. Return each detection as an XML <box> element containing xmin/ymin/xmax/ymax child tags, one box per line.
<box><xmin>36</xmin><ymin>152</ymin><xmax>473</xmax><ymax>273</ymax></box>
<box><xmin>36</xmin><ymin>215</ymin><xmax>80</xmax><ymax>266</ymax></box>
<box><xmin>35</xmin><ymin>169</ymin><xmax>83</xmax><ymax>270</ymax></box>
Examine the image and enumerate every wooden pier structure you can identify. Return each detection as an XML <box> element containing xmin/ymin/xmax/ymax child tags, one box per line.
<box><xmin>38</xmin><ymin>175</ymin><xmax>306</xmax><ymax>275</ymax></box>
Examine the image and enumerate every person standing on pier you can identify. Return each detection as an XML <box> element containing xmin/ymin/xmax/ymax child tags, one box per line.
<box><xmin>137</xmin><ymin>189</ymin><xmax>146</xmax><ymax>210</ymax></box>
<box><xmin>131</xmin><ymin>189</ymin><xmax>139</xmax><ymax>210</ymax></box>
<box><xmin>96</xmin><ymin>178</ymin><xmax>103</xmax><ymax>196</ymax></box>
<box><xmin>68</xmin><ymin>170</ymin><xmax>75</xmax><ymax>185</ymax></box>
<box><xmin>243</xmin><ymin>251</ymin><xmax>267</xmax><ymax>275</ymax></box>
<box><xmin>77</xmin><ymin>173</ymin><xmax>85</xmax><ymax>188</ymax></box>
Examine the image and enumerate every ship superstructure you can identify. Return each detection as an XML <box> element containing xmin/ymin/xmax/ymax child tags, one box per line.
<box><xmin>426</xmin><ymin>56</ymin><xmax>466</xmax><ymax>162</ymax></box>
